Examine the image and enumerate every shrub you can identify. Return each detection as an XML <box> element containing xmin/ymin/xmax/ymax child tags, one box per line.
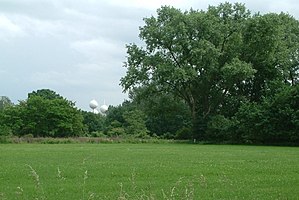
<box><xmin>175</xmin><ymin>127</ymin><xmax>192</xmax><ymax>140</ymax></box>
<box><xmin>107</xmin><ymin>127</ymin><xmax>126</xmax><ymax>137</ymax></box>
<box><xmin>0</xmin><ymin>125</ymin><xmax>12</xmax><ymax>136</ymax></box>
<box><xmin>206</xmin><ymin>115</ymin><xmax>234</xmax><ymax>142</ymax></box>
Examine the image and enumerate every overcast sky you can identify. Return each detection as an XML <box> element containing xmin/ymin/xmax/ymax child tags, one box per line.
<box><xmin>1</xmin><ymin>0</ymin><xmax>299</xmax><ymax>111</ymax></box>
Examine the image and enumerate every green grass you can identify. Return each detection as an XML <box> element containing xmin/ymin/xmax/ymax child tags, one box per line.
<box><xmin>0</xmin><ymin>143</ymin><xmax>298</xmax><ymax>199</ymax></box>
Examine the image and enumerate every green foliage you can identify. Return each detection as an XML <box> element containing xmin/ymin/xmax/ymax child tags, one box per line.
<box><xmin>20</xmin><ymin>95</ymin><xmax>84</xmax><ymax>137</ymax></box>
<box><xmin>0</xmin><ymin>89</ymin><xmax>85</xmax><ymax>137</ymax></box>
<box><xmin>0</xmin><ymin>103</ymin><xmax>24</xmax><ymax>135</ymax></box>
<box><xmin>105</xmin><ymin>101</ymin><xmax>150</xmax><ymax>138</ymax></box>
<box><xmin>106</xmin><ymin>120</ymin><xmax>126</xmax><ymax>137</ymax></box>
<box><xmin>123</xmin><ymin>109</ymin><xmax>149</xmax><ymax>138</ymax></box>
<box><xmin>241</xmin><ymin>12</ymin><xmax>299</xmax><ymax>101</ymax></box>
<box><xmin>28</xmin><ymin>89</ymin><xmax>63</xmax><ymax>100</ymax></box>
<box><xmin>120</xmin><ymin>3</ymin><xmax>256</xmax><ymax>139</ymax></box>
<box><xmin>175</xmin><ymin>126</ymin><xmax>192</xmax><ymax>140</ymax></box>
<box><xmin>130</xmin><ymin>87</ymin><xmax>192</xmax><ymax>138</ymax></box>
<box><xmin>0</xmin><ymin>125</ymin><xmax>12</xmax><ymax>136</ymax></box>
<box><xmin>233</xmin><ymin>85</ymin><xmax>299</xmax><ymax>144</ymax></box>
<box><xmin>206</xmin><ymin>115</ymin><xmax>234</xmax><ymax>142</ymax></box>
<box><xmin>120</xmin><ymin>2</ymin><xmax>299</xmax><ymax>143</ymax></box>
<box><xmin>81</xmin><ymin>111</ymin><xmax>105</xmax><ymax>134</ymax></box>
<box><xmin>105</xmin><ymin>101</ymin><xmax>133</xmax><ymax>126</ymax></box>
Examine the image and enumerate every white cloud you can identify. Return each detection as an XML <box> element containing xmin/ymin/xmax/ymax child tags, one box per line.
<box><xmin>76</xmin><ymin>63</ymin><xmax>105</xmax><ymax>73</ymax></box>
<box><xmin>107</xmin><ymin>0</ymin><xmax>185</xmax><ymax>9</ymax></box>
<box><xmin>0</xmin><ymin>14</ymin><xmax>24</xmax><ymax>39</ymax></box>
<box><xmin>16</xmin><ymin>15</ymin><xmax>70</xmax><ymax>38</ymax></box>
<box><xmin>63</xmin><ymin>8</ymin><xmax>99</xmax><ymax>21</ymax></box>
<box><xmin>0</xmin><ymin>15</ymin><xmax>20</xmax><ymax>32</ymax></box>
<box><xmin>70</xmin><ymin>38</ymin><xmax>125</xmax><ymax>62</ymax></box>
<box><xmin>0</xmin><ymin>14</ymin><xmax>70</xmax><ymax>40</ymax></box>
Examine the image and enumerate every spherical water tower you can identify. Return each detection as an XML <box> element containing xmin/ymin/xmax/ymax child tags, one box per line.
<box><xmin>89</xmin><ymin>99</ymin><xmax>99</xmax><ymax>114</ymax></box>
<box><xmin>100</xmin><ymin>104</ymin><xmax>108</xmax><ymax>114</ymax></box>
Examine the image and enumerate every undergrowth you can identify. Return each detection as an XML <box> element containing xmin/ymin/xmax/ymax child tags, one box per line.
<box><xmin>0</xmin><ymin>136</ymin><xmax>190</xmax><ymax>145</ymax></box>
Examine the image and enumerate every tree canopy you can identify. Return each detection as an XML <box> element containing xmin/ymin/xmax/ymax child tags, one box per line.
<box><xmin>121</xmin><ymin>2</ymin><xmax>299</xmax><ymax>139</ymax></box>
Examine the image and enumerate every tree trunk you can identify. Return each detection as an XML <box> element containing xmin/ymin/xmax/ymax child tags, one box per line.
<box><xmin>188</xmin><ymin>102</ymin><xmax>208</xmax><ymax>140</ymax></box>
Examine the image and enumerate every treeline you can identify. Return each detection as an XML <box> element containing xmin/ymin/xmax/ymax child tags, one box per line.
<box><xmin>0</xmin><ymin>85</ymin><xmax>298</xmax><ymax>145</ymax></box>
<box><xmin>0</xmin><ymin>89</ymin><xmax>190</xmax><ymax>140</ymax></box>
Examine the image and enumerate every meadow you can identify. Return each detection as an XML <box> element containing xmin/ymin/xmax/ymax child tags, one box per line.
<box><xmin>0</xmin><ymin>143</ymin><xmax>298</xmax><ymax>199</ymax></box>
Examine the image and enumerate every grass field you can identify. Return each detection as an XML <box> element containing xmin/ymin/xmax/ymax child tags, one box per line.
<box><xmin>0</xmin><ymin>143</ymin><xmax>298</xmax><ymax>199</ymax></box>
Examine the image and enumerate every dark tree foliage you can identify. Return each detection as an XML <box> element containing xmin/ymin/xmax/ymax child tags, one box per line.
<box><xmin>105</xmin><ymin>101</ymin><xmax>133</xmax><ymax>127</ymax></box>
<box><xmin>241</xmin><ymin>13</ymin><xmax>299</xmax><ymax>102</ymax></box>
<box><xmin>233</xmin><ymin>85</ymin><xmax>299</xmax><ymax>144</ymax></box>
<box><xmin>104</xmin><ymin>101</ymin><xmax>150</xmax><ymax>138</ymax></box>
<box><xmin>28</xmin><ymin>89</ymin><xmax>63</xmax><ymax>100</ymax></box>
<box><xmin>81</xmin><ymin>111</ymin><xmax>105</xmax><ymax>134</ymax></box>
<box><xmin>129</xmin><ymin>86</ymin><xmax>192</xmax><ymax>138</ymax></box>
<box><xmin>0</xmin><ymin>103</ymin><xmax>24</xmax><ymax>136</ymax></box>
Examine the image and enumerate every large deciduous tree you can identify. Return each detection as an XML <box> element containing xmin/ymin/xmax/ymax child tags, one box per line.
<box><xmin>121</xmin><ymin>3</ymin><xmax>255</xmax><ymax>138</ymax></box>
<box><xmin>120</xmin><ymin>3</ymin><xmax>299</xmax><ymax>139</ymax></box>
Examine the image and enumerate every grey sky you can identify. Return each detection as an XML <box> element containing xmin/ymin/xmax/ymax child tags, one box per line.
<box><xmin>1</xmin><ymin>0</ymin><xmax>299</xmax><ymax>111</ymax></box>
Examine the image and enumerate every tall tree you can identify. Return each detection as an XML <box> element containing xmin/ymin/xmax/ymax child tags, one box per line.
<box><xmin>120</xmin><ymin>3</ymin><xmax>256</xmax><ymax>138</ymax></box>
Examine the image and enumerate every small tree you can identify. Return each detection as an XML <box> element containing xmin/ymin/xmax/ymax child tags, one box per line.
<box><xmin>21</xmin><ymin>94</ymin><xmax>84</xmax><ymax>137</ymax></box>
<box><xmin>0</xmin><ymin>89</ymin><xmax>85</xmax><ymax>137</ymax></box>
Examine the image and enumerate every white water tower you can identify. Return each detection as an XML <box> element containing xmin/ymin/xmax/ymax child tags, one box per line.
<box><xmin>89</xmin><ymin>99</ymin><xmax>108</xmax><ymax>115</ymax></box>
<box><xmin>100</xmin><ymin>104</ymin><xmax>108</xmax><ymax>114</ymax></box>
<box><xmin>89</xmin><ymin>99</ymin><xmax>99</xmax><ymax>114</ymax></box>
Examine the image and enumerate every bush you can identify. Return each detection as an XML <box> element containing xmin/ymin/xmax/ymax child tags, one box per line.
<box><xmin>231</xmin><ymin>85</ymin><xmax>299</xmax><ymax>144</ymax></box>
<box><xmin>107</xmin><ymin>127</ymin><xmax>126</xmax><ymax>137</ymax></box>
<box><xmin>0</xmin><ymin>125</ymin><xmax>12</xmax><ymax>136</ymax></box>
<box><xmin>175</xmin><ymin>127</ymin><xmax>192</xmax><ymax>140</ymax></box>
<box><xmin>206</xmin><ymin>115</ymin><xmax>234</xmax><ymax>142</ymax></box>
<box><xmin>89</xmin><ymin>131</ymin><xmax>106</xmax><ymax>137</ymax></box>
